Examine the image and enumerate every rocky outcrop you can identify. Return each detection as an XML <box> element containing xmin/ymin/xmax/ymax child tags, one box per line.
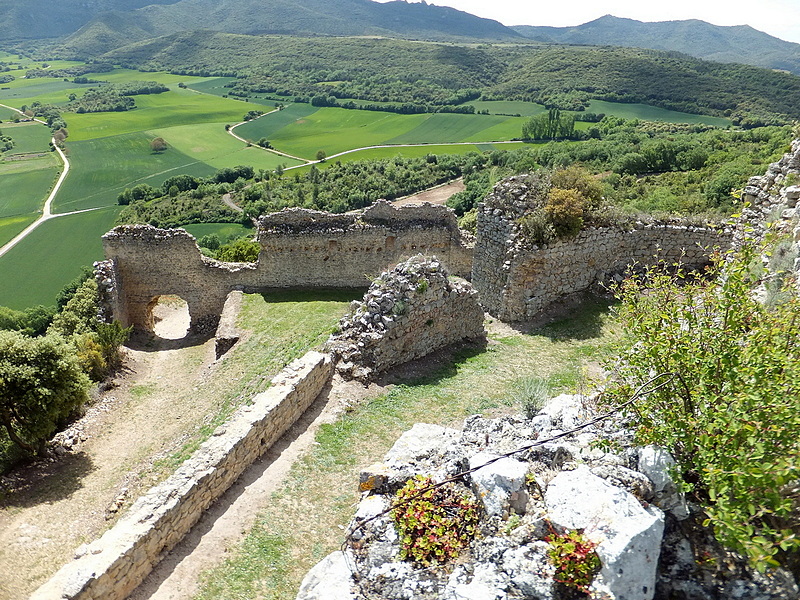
<box><xmin>297</xmin><ymin>394</ymin><xmax>798</xmax><ymax>600</ymax></box>
<box><xmin>327</xmin><ymin>255</ymin><xmax>486</xmax><ymax>381</ymax></box>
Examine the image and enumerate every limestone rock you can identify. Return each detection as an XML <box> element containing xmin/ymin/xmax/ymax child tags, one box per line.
<box><xmin>638</xmin><ymin>445</ymin><xmax>689</xmax><ymax>520</ymax></box>
<box><xmin>469</xmin><ymin>452</ymin><xmax>529</xmax><ymax>517</ymax></box>
<box><xmin>546</xmin><ymin>465</ymin><xmax>664</xmax><ymax>600</ymax></box>
<box><xmin>295</xmin><ymin>551</ymin><xmax>357</xmax><ymax>600</ymax></box>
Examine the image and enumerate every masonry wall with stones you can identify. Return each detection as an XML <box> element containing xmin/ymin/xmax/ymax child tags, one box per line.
<box><xmin>472</xmin><ymin>176</ymin><xmax>733</xmax><ymax>321</ymax></box>
<box><xmin>99</xmin><ymin>201</ymin><xmax>473</xmax><ymax>333</ymax></box>
<box><xmin>31</xmin><ymin>352</ymin><xmax>333</xmax><ymax>600</ymax></box>
<box><xmin>327</xmin><ymin>255</ymin><xmax>485</xmax><ymax>381</ymax></box>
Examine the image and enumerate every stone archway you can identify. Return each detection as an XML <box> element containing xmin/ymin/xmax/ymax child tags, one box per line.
<box><xmin>147</xmin><ymin>295</ymin><xmax>191</xmax><ymax>340</ymax></box>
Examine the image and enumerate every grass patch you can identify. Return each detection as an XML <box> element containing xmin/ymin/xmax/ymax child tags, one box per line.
<box><xmin>151</xmin><ymin>290</ymin><xmax>358</xmax><ymax>475</ymax></box>
<box><xmin>196</xmin><ymin>299</ymin><xmax>617</xmax><ymax>599</ymax></box>
<box><xmin>467</xmin><ymin>100</ymin><xmax>549</xmax><ymax>117</ymax></box>
<box><xmin>0</xmin><ymin>213</ymin><xmax>37</xmax><ymax>247</ymax></box>
<box><xmin>387</xmin><ymin>113</ymin><xmax>524</xmax><ymax>145</ymax></box>
<box><xmin>181</xmin><ymin>222</ymin><xmax>252</xmax><ymax>241</ymax></box>
<box><xmin>0</xmin><ymin>206</ymin><xmax>120</xmax><ymax>308</ymax></box>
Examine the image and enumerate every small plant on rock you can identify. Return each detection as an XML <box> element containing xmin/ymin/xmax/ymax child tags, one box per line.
<box><xmin>391</xmin><ymin>475</ymin><xmax>480</xmax><ymax>566</ymax></box>
<box><xmin>546</xmin><ymin>528</ymin><xmax>601</xmax><ymax>596</ymax></box>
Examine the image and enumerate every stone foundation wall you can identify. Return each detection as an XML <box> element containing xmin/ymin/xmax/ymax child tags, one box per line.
<box><xmin>328</xmin><ymin>255</ymin><xmax>485</xmax><ymax>381</ymax></box>
<box><xmin>474</xmin><ymin>206</ymin><xmax>732</xmax><ymax>321</ymax></box>
<box><xmin>101</xmin><ymin>201</ymin><xmax>473</xmax><ymax>332</ymax></box>
<box><xmin>31</xmin><ymin>352</ymin><xmax>333</xmax><ymax>600</ymax></box>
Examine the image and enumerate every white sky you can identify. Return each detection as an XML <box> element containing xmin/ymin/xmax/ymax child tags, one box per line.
<box><xmin>376</xmin><ymin>0</ymin><xmax>800</xmax><ymax>44</ymax></box>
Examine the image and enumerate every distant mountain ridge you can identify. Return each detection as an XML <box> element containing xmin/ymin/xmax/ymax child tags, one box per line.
<box><xmin>0</xmin><ymin>0</ymin><xmax>520</xmax><ymax>50</ymax></box>
<box><xmin>513</xmin><ymin>15</ymin><xmax>800</xmax><ymax>75</ymax></box>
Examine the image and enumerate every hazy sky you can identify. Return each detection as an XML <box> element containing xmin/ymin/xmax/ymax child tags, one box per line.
<box><xmin>377</xmin><ymin>0</ymin><xmax>800</xmax><ymax>44</ymax></box>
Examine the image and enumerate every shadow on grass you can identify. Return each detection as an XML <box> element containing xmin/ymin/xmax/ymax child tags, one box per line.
<box><xmin>255</xmin><ymin>288</ymin><xmax>364</xmax><ymax>305</ymax></box>
<box><xmin>504</xmin><ymin>295</ymin><xmax>615</xmax><ymax>342</ymax></box>
<box><xmin>0</xmin><ymin>451</ymin><xmax>96</xmax><ymax>509</ymax></box>
<box><xmin>126</xmin><ymin>330</ymin><xmax>215</xmax><ymax>352</ymax></box>
<box><xmin>376</xmin><ymin>337</ymin><xmax>488</xmax><ymax>389</ymax></box>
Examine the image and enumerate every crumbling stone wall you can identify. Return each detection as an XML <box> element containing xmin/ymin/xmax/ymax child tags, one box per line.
<box><xmin>327</xmin><ymin>255</ymin><xmax>485</xmax><ymax>381</ymax></box>
<box><xmin>473</xmin><ymin>177</ymin><xmax>733</xmax><ymax>321</ymax></box>
<box><xmin>100</xmin><ymin>201</ymin><xmax>473</xmax><ymax>333</ymax></box>
<box><xmin>31</xmin><ymin>351</ymin><xmax>333</xmax><ymax>600</ymax></box>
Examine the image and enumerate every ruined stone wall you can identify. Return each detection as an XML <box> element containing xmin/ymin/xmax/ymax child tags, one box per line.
<box><xmin>327</xmin><ymin>255</ymin><xmax>485</xmax><ymax>381</ymax></box>
<box><xmin>101</xmin><ymin>202</ymin><xmax>473</xmax><ymax>332</ymax></box>
<box><xmin>31</xmin><ymin>352</ymin><xmax>333</xmax><ymax>600</ymax></box>
<box><xmin>474</xmin><ymin>206</ymin><xmax>732</xmax><ymax>321</ymax></box>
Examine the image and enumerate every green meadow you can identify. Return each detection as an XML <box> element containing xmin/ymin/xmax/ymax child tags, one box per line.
<box><xmin>1</xmin><ymin>121</ymin><xmax>53</xmax><ymax>154</ymax></box>
<box><xmin>0</xmin><ymin>207</ymin><xmax>120</xmax><ymax>309</ymax></box>
<box><xmin>467</xmin><ymin>100</ymin><xmax>549</xmax><ymax>117</ymax></box>
<box><xmin>0</xmin><ymin>214</ymin><xmax>37</xmax><ymax>247</ymax></box>
<box><xmin>53</xmin><ymin>131</ymin><xmax>217</xmax><ymax>212</ymax></box>
<box><xmin>0</xmin><ymin>155</ymin><xmax>59</xmax><ymax>217</ymax></box>
<box><xmin>182</xmin><ymin>222</ymin><xmax>252</xmax><ymax>241</ymax></box>
<box><xmin>586</xmin><ymin>100</ymin><xmax>731</xmax><ymax>126</ymax></box>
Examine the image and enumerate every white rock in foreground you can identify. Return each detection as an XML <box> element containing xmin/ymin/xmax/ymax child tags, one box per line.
<box><xmin>469</xmin><ymin>452</ymin><xmax>529</xmax><ymax>517</ymax></box>
<box><xmin>295</xmin><ymin>551</ymin><xmax>356</xmax><ymax>600</ymax></box>
<box><xmin>545</xmin><ymin>466</ymin><xmax>664</xmax><ymax>600</ymax></box>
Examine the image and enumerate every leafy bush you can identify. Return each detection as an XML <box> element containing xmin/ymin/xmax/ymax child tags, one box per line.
<box><xmin>544</xmin><ymin>188</ymin><xmax>586</xmax><ymax>239</ymax></box>
<box><xmin>517</xmin><ymin>210</ymin><xmax>555</xmax><ymax>245</ymax></box>
<box><xmin>0</xmin><ymin>331</ymin><xmax>90</xmax><ymax>455</ymax></box>
<box><xmin>605</xmin><ymin>241</ymin><xmax>800</xmax><ymax>571</ymax></box>
<box><xmin>391</xmin><ymin>475</ymin><xmax>480</xmax><ymax>565</ymax></box>
<box><xmin>215</xmin><ymin>237</ymin><xmax>260</xmax><ymax>262</ymax></box>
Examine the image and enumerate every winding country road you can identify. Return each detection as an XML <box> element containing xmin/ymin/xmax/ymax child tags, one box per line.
<box><xmin>0</xmin><ymin>103</ymin><xmax>102</xmax><ymax>259</ymax></box>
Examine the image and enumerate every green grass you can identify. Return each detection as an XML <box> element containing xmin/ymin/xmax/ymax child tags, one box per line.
<box><xmin>0</xmin><ymin>105</ymin><xmax>20</xmax><ymax>120</ymax></box>
<box><xmin>65</xmin><ymin>88</ymin><xmax>253</xmax><ymax>141</ymax></box>
<box><xmin>1</xmin><ymin>121</ymin><xmax>52</xmax><ymax>154</ymax></box>
<box><xmin>0</xmin><ymin>214</ymin><xmax>37</xmax><ymax>247</ymax></box>
<box><xmin>387</xmin><ymin>113</ymin><xmax>524</xmax><ymax>145</ymax></box>
<box><xmin>586</xmin><ymin>100</ymin><xmax>731</xmax><ymax>126</ymax></box>
<box><xmin>233</xmin><ymin>104</ymin><xmax>320</xmax><ymax>143</ymax></box>
<box><xmin>0</xmin><ymin>157</ymin><xmax>60</xmax><ymax>218</ymax></box>
<box><xmin>147</xmin><ymin>122</ymin><xmax>303</xmax><ymax>170</ymax></box>
<box><xmin>195</xmin><ymin>299</ymin><xmax>617</xmax><ymax>600</ymax></box>
<box><xmin>182</xmin><ymin>222</ymin><xmax>252</xmax><ymax>241</ymax></box>
<box><xmin>53</xmin><ymin>132</ymin><xmax>217</xmax><ymax>212</ymax></box>
<box><xmin>0</xmin><ymin>207</ymin><xmax>120</xmax><ymax>309</ymax></box>
<box><xmin>467</xmin><ymin>100</ymin><xmax>549</xmax><ymax>117</ymax></box>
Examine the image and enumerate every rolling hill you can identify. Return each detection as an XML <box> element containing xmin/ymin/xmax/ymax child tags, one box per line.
<box><xmin>0</xmin><ymin>0</ymin><xmax>520</xmax><ymax>52</ymax></box>
<box><xmin>513</xmin><ymin>15</ymin><xmax>800</xmax><ymax>75</ymax></box>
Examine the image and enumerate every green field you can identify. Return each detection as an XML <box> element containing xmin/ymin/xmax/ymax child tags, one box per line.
<box><xmin>467</xmin><ymin>100</ymin><xmax>549</xmax><ymax>117</ymax></box>
<box><xmin>0</xmin><ymin>207</ymin><xmax>120</xmax><ymax>309</ymax></box>
<box><xmin>0</xmin><ymin>214</ymin><xmax>37</xmax><ymax>248</ymax></box>
<box><xmin>586</xmin><ymin>100</ymin><xmax>731</xmax><ymax>126</ymax></box>
<box><xmin>182</xmin><ymin>222</ymin><xmax>252</xmax><ymax>241</ymax></box>
<box><xmin>147</xmin><ymin>122</ymin><xmax>303</xmax><ymax>170</ymax></box>
<box><xmin>237</xmin><ymin>107</ymin><xmax>527</xmax><ymax>159</ymax></box>
<box><xmin>1</xmin><ymin>121</ymin><xmax>52</xmax><ymax>154</ymax></box>
<box><xmin>0</xmin><ymin>156</ymin><xmax>59</xmax><ymax>217</ymax></box>
<box><xmin>53</xmin><ymin>131</ymin><xmax>218</xmax><ymax>212</ymax></box>
<box><xmin>0</xmin><ymin>106</ymin><xmax>19</xmax><ymax>120</ymax></box>
<box><xmin>66</xmin><ymin>88</ymin><xmax>254</xmax><ymax>141</ymax></box>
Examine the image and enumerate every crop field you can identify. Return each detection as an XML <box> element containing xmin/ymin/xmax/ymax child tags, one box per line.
<box><xmin>0</xmin><ymin>156</ymin><xmax>59</xmax><ymax>217</ymax></box>
<box><xmin>0</xmin><ymin>106</ymin><xmax>19</xmax><ymax>120</ymax></box>
<box><xmin>0</xmin><ymin>214</ymin><xmax>37</xmax><ymax>248</ymax></box>
<box><xmin>0</xmin><ymin>206</ymin><xmax>119</xmax><ymax>309</ymax></box>
<box><xmin>1</xmin><ymin>121</ymin><xmax>53</xmax><ymax>154</ymax></box>
<box><xmin>467</xmin><ymin>100</ymin><xmax>549</xmax><ymax>116</ymax></box>
<box><xmin>238</xmin><ymin>107</ymin><xmax>527</xmax><ymax>159</ymax></box>
<box><xmin>147</xmin><ymin>122</ymin><xmax>302</xmax><ymax>170</ymax></box>
<box><xmin>586</xmin><ymin>100</ymin><xmax>731</xmax><ymax>126</ymax></box>
<box><xmin>65</xmin><ymin>88</ymin><xmax>253</xmax><ymax>141</ymax></box>
<box><xmin>53</xmin><ymin>131</ymin><xmax>217</xmax><ymax>212</ymax></box>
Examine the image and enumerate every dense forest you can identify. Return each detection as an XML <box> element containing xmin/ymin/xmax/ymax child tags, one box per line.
<box><xmin>89</xmin><ymin>34</ymin><xmax>800</xmax><ymax>126</ymax></box>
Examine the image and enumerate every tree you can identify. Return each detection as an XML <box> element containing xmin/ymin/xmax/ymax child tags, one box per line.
<box><xmin>150</xmin><ymin>137</ymin><xmax>167</xmax><ymax>152</ymax></box>
<box><xmin>0</xmin><ymin>331</ymin><xmax>90</xmax><ymax>454</ymax></box>
<box><xmin>316</xmin><ymin>150</ymin><xmax>327</xmax><ymax>162</ymax></box>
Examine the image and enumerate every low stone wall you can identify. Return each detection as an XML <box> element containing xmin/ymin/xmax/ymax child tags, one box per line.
<box><xmin>474</xmin><ymin>204</ymin><xmax>732</xmax><ymax>321</ymax></box>
<box><xmin>327</xmin><ymin>255</ymin><xmax>485</xmax><ymax>381</ymax></box>
<box><xmin>31</xmin><ymin>352</ymin><xmax>333</xmax><ymax>600</ymax></box>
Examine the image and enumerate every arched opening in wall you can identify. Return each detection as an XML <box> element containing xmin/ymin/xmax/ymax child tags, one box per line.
<box><xmin>149</xmin><ymin>295</ymin><xmax>191</xmax><ymax>340</ymax></box>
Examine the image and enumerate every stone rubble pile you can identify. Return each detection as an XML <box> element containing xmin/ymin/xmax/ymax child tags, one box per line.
<box><xmin>327</xmin><ymin>255</ymin><xmax>485</xmax><ymax>382</ymax></box>
<box><xmin>297</xmin><ymin>395</ymin><xmax>799</xmax><ymax>600</ymax></box>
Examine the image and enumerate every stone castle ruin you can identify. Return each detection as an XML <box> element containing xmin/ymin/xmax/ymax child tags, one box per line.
<box><xmin>97</xmin><ymin>200</ymin><xmax>472</xmax><ymax>333</ymax></box>
<box><xmin>97</xmin><ymin>184</ymin><xmax>731</xmax><ymax>336</ymax></box>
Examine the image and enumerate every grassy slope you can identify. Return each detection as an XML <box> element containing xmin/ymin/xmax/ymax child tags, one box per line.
<box><xmin>196</xmin><ymin>300</ymin><xmax>616</xmax><ymax>599</ymax></box>
<box><xmin>586</xmin><ymin>100</ymin><xmax>731</xmax><ymax>126</ymax></box>
<box><xmin>0</xmin><ymin>157</ymin><xmax>59</xmax><ymax>217</ymax></box>
<box><xmin>181</xmin><ymin>222</ymin><xmax>251</xmax><ymax>241</ymax></box>
<box><xmin>0</xmin><ymin>207</ymin><xmax>120</xmax><ymax>309</ymax></box>
<box><xmin>1</xmin><ymin>121</ymin><xmax>53</xmax><ymax>154</ymax></box>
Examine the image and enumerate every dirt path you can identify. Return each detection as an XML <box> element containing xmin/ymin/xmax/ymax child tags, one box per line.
<box><xmin>0</xmin><ymin>304</ymin><xmax>222</xmax><ymax>599</ymax></box>
<box><xmin>393</xmin><ymin>178</ymin><xmax>465</xmax><ymax>206</ymax></box>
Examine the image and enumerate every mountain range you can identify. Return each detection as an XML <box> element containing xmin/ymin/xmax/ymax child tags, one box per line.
<box><xmin>513</xmin><ymin>15</ymin><xmax>800</xmax><ymax>74</ymax></box>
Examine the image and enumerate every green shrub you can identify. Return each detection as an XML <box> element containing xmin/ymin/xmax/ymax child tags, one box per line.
<box><xmin>544</xmin><ymin>188</ymin><xmax>586</xmax><ymax>239</ymax></box>
<box><xmin>605</xmin><ymin>241</ymin><xmax>800</xmax><ymax>571</ymax></box>
<box><xmin>517</xmin><ymin>209</ymin><xmax>556</xmax><ymax>245</ymax></box>
<box><xmin>391</xmin><ymin>475</ymin><xmax>480</xmax><ymax>566</ymax></box>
